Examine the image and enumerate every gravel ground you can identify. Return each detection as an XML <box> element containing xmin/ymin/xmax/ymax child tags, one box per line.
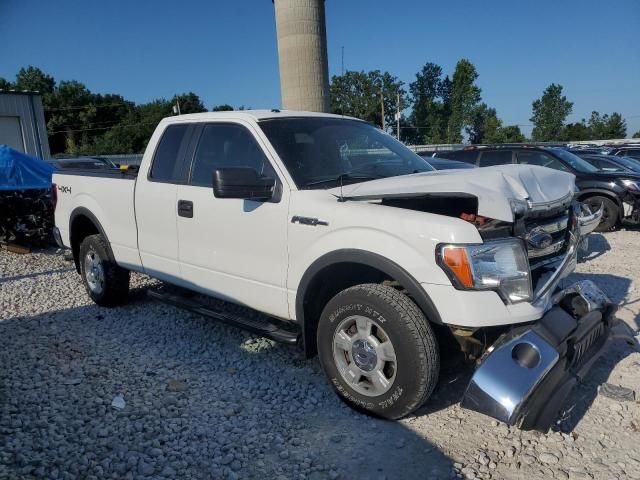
<box><xmin>1</xmin><ymin>230</ymin><xmax>639</xmax><ymax>480</ymax></box>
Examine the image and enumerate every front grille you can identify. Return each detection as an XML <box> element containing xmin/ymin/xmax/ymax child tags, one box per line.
<box><xmin>522</xmin><ymin>209</ymin><xmax>571</xmax><ymax>269</ymax></box>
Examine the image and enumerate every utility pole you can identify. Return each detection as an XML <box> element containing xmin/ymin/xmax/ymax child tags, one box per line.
<box><xmin>341</xmin><ymin>46</ymin><xmax>344</xmax><ymax>76</ymax></box>
<box><xmin>173</xmin><ymin>99</ymin><xmax>181</xmax><ymax>116</ymax></box>
<box><xmin>380</xmin><ymin>90</ymin><xmax>385</xmax><ymax>130</ymax></box>
<box><xmin>396</xmin><ymin>90</ymin><xmax>401</xmax><ymax>139</ymax></box>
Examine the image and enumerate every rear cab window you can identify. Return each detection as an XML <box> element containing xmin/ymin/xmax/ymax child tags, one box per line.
<box><xmin>149</xmin><ymin>124</ymin><xmax>193</xmax><ymax>183</ymax></box>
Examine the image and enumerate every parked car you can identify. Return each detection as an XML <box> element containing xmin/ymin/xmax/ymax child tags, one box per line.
<box><xmin>567</xmin><ymin>147</ymin><xmax>612</xmax><ymax>155</ymax></box>
<box><xmin>47</xmin><ymin>157</ymin><xmax>118</xmax><ymax>170</ymax></box>
<box><xmin>439</xmin><ymin>145</ymin><xmax>640</xmax><ymax>230</ymax></box>
<box><xmin>52</xmin><ymin>111</ymin><xmax>607</xmax><ymax>431</ymax></box>
<box><xmin>573</xmin><ymin>153</ymin><xmax>640</xmax><ymax>175</ymax></box>
<box><xmin>419</xmin><ymin>156</ymin><xmax>476</xmax><ymax>170</ymax></box>
<box><xmin>609</xmin><ymin>145</ymin><xmax>640</xmax><ymax>161</ymax></box>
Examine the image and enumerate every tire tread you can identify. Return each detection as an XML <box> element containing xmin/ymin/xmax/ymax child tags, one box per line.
<box><xmin>329</xmin><ymin>283</ymin><xmax>439</xmax><ymax>418</ymax></box>
<box><xmin>79</xmin><ymin>234</ymin><xmax>130</xmax><ymax>307</ymax></box>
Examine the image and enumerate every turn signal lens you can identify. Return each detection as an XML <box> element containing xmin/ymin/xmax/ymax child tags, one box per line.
<box><xmin>441</xmin><ymin>247</ymin><xmax>473</xmax><ymax>288</ymax></box>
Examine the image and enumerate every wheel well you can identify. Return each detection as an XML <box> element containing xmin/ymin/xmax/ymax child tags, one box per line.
<box><xmin>578</xmin><ymin>191</ymin><xmax>621</xmax><ymax>210</ymax></box>
<box><xmin>300</xmin><ymin>262</ymin><xmax>391</xmax><ymax>357</ymax></box>
<box><xmin>70</xmin><ymin>214</ymin><xmax>100</xmax><ymax>271</ymax></box>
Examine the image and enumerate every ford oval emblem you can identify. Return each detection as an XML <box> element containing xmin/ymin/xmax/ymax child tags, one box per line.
<box><xmin>526</xmin><ymin>230</ymin><xmax>553</xmax><ymax>250</ymax></box>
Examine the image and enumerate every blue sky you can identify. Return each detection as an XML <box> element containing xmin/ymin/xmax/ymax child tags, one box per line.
<box><xmin>1</xmin><ymin>0</ymin><xmax>639</xmax><ymax>136</ymax></box>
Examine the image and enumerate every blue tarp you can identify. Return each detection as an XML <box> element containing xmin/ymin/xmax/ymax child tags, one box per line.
<box><xmin>0</xmin><ymin>144</ymin><xmax>54</xmax><ymax>191</ymax></box>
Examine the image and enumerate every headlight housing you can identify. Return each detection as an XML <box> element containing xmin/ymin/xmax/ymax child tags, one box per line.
<box><xmin>618</xmin><ymin>179</ymin><xmax>640</xmax><ymax>192</ymax></box>
<box><xmin>438</xmin><ymin>238</ymin><xmax>532</xmax><ymax>304</ymax></box>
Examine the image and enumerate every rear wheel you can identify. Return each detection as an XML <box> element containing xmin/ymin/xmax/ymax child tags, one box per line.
<box><xmin>317</xmin><ymin>283</ymin><xmax>439</xmax><ymax>419</ymax></box>
<box><xmin>585</xmin><ymin>196</ymin><xmax>618</xmax><ymax>232</ymax></box>
<box><xmin>79</xmin><ymin>234</ymin><xmax>130</xmax><ymax>306</ymax></box>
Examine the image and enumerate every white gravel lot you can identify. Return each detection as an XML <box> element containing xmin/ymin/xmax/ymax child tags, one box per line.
<box><xmin>1</xmin><ymin>229</ymin><xmax>639</xmax><ymax>480</ymax></box>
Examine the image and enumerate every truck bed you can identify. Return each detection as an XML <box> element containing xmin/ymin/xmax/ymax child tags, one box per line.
<box><xmin>53</xmin><ymin>168</ymin><xmax>142</xmax><ymax>271</ymax></box>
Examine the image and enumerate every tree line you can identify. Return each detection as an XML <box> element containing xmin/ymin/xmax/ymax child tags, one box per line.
<box><xmin>1</xmin><ymin>64</ymin><xmax>637</xmax><ymax>156</ymax></box>
<box><xmin>330</xmin><ymin>60</ymin><xmax>634</xmax><ymax>145</ymax></box>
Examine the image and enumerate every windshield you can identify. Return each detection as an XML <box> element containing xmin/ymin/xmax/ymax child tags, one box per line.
<box><xmin>259</xmin><ymin>117</ymin><xmax>434</xmax><ymax>189</ymax></box>
<box><xmin>551</xmin><ymin>148</ymin><xmax>599</xmax><ymax>173</ymax></box>
<box><xmin>614</xmin><ymin>156</ymin><xmax>640</xmax><ymax>173</ymax></box>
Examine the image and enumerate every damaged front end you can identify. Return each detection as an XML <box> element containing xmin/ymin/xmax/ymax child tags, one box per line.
<box><xmin>461</xmin><ymin>280</ymin><xmax>616</xmax><ymax>431</ymax></box>
<box><xmin>461</xmin><ymin>203</ymin><xmax>615</xmax><ymax>431</ymax></box>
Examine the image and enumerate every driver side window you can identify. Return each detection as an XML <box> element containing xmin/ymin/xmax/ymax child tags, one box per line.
<box><xmin>517</xmin><ymin>151</ymin><xmax>568</xmax><ymax>171</ymax></box>
<box><xmin>190</xmin><ymin>123</ymin><xmax>276</xmax><ymax>187</ymax></box>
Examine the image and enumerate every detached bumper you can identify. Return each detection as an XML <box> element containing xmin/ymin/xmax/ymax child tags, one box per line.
<box><xmin>461</xmin><ymin>280</ymin><xmax>617</xmax><ymax>431</ymax></box>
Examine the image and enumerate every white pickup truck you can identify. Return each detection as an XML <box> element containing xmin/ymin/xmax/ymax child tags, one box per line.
<box><xmin>52</xmin><ymin>110</ymin><xmax>613</xmax><ymax>430</ymax></box>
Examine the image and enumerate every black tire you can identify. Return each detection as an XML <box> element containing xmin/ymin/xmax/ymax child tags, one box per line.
<box><xmin>585</xmin><ymin>196</ymin><xmax>619</xmax><ymax>232</ymax></box>
<box><xmin>79</xmin><ymin>234</ymin><xmax>130</xmax><ymax>307</ymax></box>
<box><xmin>317</xmin><ymin>283</ymin><xmax>439</xmax><ymax>419</ymax></box>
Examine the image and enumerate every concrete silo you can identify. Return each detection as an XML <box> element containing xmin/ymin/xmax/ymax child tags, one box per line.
<box><xmin>273</xmin><ymin>0</ymin><xmax>330</xmax><ymax>112</ymax></box>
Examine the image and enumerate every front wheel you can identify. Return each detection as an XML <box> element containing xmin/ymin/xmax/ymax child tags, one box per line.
<box><xmin>585</xmin><ymin>196</ymin><xmax>619</xmax><ymax>232</ymax></box>
<box><xmin>317</xmin><ymin>283</ymin><xmax>439</xmax><ymax>419</ymax></box>
<box><xmin>79</xmin><ymin>234</ymin><xmax>130</xmax><ymax>307</ymax></box>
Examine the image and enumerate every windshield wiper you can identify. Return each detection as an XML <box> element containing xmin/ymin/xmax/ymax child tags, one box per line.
<box><xmin>303</xmin><ymin>173</ymin><xmax>382</xmax><ymax>189</ymax></box>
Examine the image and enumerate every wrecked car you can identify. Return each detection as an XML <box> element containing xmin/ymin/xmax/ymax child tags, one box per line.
<box><xmin>0</xmin><ymin>145</ymin><xmax>54</xmax><ymax>245</ymax></box>
<box><xmin>52</xmin><ymin>111</ymin><xmax>611</xmax><ymax>431</ymax></box>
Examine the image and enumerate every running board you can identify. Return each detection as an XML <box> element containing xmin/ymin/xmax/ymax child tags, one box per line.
<box><xmin>147</xmin><ymin>290</ymin><xmax>300</xmax><ymax>345</ymax></box>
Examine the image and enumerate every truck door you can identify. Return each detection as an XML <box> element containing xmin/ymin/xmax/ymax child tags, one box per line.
<box><xmin>135</xmin><ymin>123</ymin><xmax>195</xmax><ymax>284</ymax></box>
<box><xmin>175</xmin><ymin>121</ymin><xmax>290</xmax><ymax>319</ymax></box>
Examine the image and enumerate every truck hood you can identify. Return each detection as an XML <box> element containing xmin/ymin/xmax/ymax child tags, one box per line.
<box><xmin>329</xmin><ymin>164</ymin><xmax>576</xmax><ymax>222</ymax></box>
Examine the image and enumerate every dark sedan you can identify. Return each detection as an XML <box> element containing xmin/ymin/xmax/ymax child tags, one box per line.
<box><xmin>47</xmin><ymin>157</ymin><xmax>118</xmax><ymax>170</ymax></box>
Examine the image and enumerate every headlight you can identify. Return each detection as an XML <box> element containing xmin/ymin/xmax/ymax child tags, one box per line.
<box><xmin>619</xmin><ymin>179</ymin><xmax>640</xmax><ymax>191</ymax></box>
<box><xmin>438</xmin><ymin>238</ymin><xmax>532</xmax><ymax>304</ymax></box>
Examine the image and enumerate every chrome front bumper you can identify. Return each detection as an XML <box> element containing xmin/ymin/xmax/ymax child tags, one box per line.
<box><xmin>461</xmin><ymin>280</ymin><xmax>617</xmax><ymax>431</ymax></box>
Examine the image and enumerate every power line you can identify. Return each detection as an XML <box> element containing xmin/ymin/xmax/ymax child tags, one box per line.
<box><xmin>48</xmin><ymin>120</ymin><xmax>157</xmax><ymax>135</ymax></box>
<box><xmin>44</xmin><ymin>102</ymin><xmax>133</xmax><ymax>112</ymax></box>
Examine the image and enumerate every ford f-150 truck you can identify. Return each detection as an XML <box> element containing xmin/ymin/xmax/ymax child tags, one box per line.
<box><xmin>52</xmin><ymin>110</ymin><xmax>611</xmax><ymax>430</ymax></box>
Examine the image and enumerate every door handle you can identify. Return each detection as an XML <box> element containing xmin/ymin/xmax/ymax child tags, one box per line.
<box><xmin>177</xmin><ymin>200</ymin><xmax>193</xmax><ymax>218</ymax></box>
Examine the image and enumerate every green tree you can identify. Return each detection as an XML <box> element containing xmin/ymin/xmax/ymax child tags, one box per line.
<box><xmin>172</xmin><ymin>92</ymin><xmax>206</xmax><ymax>114</ymax></box>
<box><xmin>498</xmin><ymin>125</ymin><xmax>526</xmax><ymax>143</ymax></box>
<box><xmin>603</xmin><ymin>112</ymin><xmax>626</xmax><ymax>138</ymax></box>
<box><xmin>447</xmin><ymin>59</ymin><xmax>481</xmax><ymax>143</ymax></box>
<box><xmin>466</xmin><ymin>105</ymin><xmax>527</xmax><ymax>144</ymax></box>
<box><xmin>562</xmin><ymin>121</ymin><xmax>592</xmax><ymax>141</ymax></box>
<box><xmin>45</xmin><ymin>80</ymin><xmax>95</xmax><ymax>154</ymax></box>
<box><xmin>14</xmin><ymin>66</ymin><xmax>55</xmax><ymax>95</ymax></box>
<box><xmin>633</xmin><ymin>130</ymin><xmax>640</xmax><ymax>139</ymax></box>
<box><xmin>330</xmin><ymin>70</ymin><xmax>406</xmax><ymax>130</ymax></box>
<box><xmin>466</xmin><ymin>104</ymin><xmax>501</xmax><ymax>144</ymax></box>
<box><xmin>530</xmin><ymin>84</ymin><xmax>573</xmax><ymax>141</ymax></box>
<box><xmin>0</xmin><ymin>77</ymin><xmax>13</xmax><ymax>90</ymax></box>
<box><xmin>212</xmin><ymin>104</ymin><xmax>234</xmax><ymax>111</ymax></box>
<box><xmin>408</xmin><ymin>63</ymin><xmax>448</xmax><ymax>144</ymax></box>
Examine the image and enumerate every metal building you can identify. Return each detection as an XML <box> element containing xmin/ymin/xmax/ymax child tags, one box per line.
<box><xmin>0</xmin><ymin>91</ymin><xmax>51</xmax><ymax>159</ymax></box>
<box><xmin>273</xmin><ymin>0</ymin><xmax>330</xmax><ymax>113</ymax></box>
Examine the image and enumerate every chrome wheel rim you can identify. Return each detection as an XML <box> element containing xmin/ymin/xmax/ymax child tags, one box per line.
<box><xmin>332</xmin><ymin>315</ymin><xmax>397</xmax><ymax>397</ymax></box>
<box><xmin>84</xmin><ymin>250</ymin><xmax>104</xmax><ymax>294</ymax></box>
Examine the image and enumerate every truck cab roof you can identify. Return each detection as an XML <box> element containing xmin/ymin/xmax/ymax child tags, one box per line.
<box><xmin>160</xmin><ymin>109</ymin><xmax>362</xmax><ymax>125</ymax></box>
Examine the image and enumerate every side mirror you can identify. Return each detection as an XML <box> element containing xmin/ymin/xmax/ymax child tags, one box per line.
<box><xmin>213</xmin><ymin>167</ymin><xmax>275</xmax><ymax>201</ymax></box>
